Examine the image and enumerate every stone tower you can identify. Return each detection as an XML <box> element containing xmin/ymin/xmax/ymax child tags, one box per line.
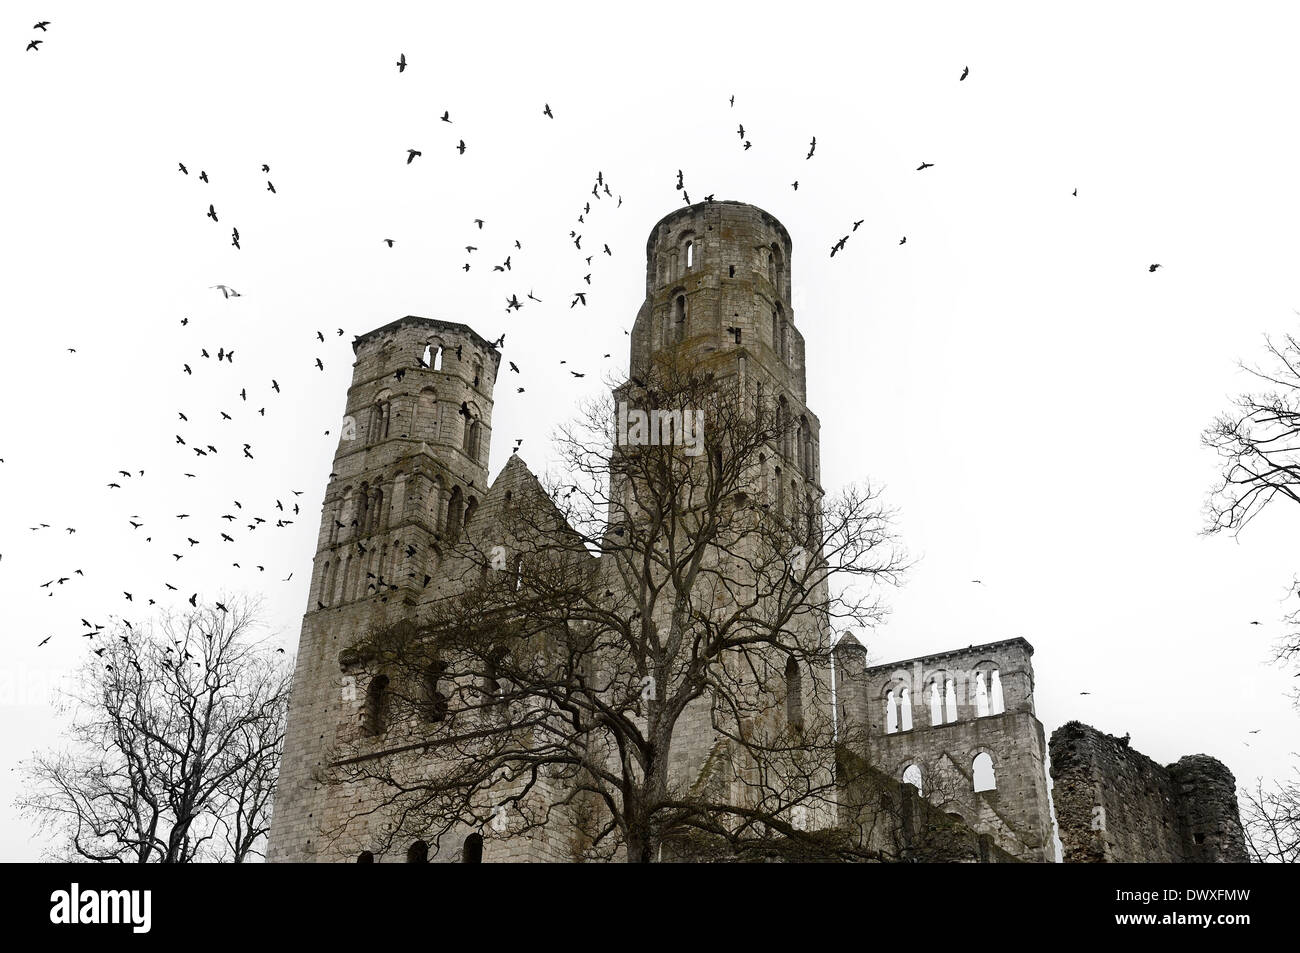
<box><xmin>268</xmin><ymin>316</ymin><xmax>500</xmax><ymax>862</ymax></box>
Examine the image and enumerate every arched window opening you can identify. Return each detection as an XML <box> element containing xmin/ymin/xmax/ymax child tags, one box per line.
<box><xmin>674</xmin><ymin>295</ymin><xmax>686</xmax><ymax>342</ymax></box>
<box><xmin>767</xmin><ymin>250</ymin><xmax>775</xmax><ymax>285</ymax></box>
<box><xmin>774</xmin><ymin>466</ymin><xmax>784</xmax><ymax>514</ymax></box>
<box><xmin>885</xmin><ymin>689</ymin><xmax>898</xmax><ymax>734</ymax></box>
<box><xmin>975</xmin><ymin>671</ymin><xmax>989</xmax><ymax>717</ymax></box>
<box><xmin>422</xmin><ymin>344</ymin><xmax>433</xmax><ymax>368</ymax></box>
<box><xmin>446</xmin><ymin>486</ymin><xmax>463</xmax><ymax>542</ymax></box>
<box><xmin>356</xmin><ymin>483</ymin><xmax>370</xmax><ymax>533</ymax></box>
<box><xmin>990</xmin><ymin>669</ymin><xmax>1005</xmax><ymax>714</ymax></box>
<box><xmin>899</xmin><ymin>686</ymin><xmax>913</xmax><ymax>731</ymax></box>
<box><xmin>319</xmin><ymin>561</ymin><xmax>331</xmax><ymax>607</ymax></box>
<box><xmin>779</xmin><ymin>319</ymin><xmax>789</xmax><ymax>362</ymax></box>
<box><xmin>464</xmin><ymin>496</ymin><xmax>478</xmax><ymax>534</ymax></box>
<box><xmin>356</xmin><ymin>850</ymin><xmax>374</xmax><ymax>863</ymax></box>
<box><xmin>775</xmin><ymin>398</ymin><xmax>789</xmax><ymax>460</ymax></box>
<box><xmin>944</xmin><ymin>678</ymin><xmax>958</xmax><ymax>723</ymax></box>
<box><xmin>362</xmin><ymin>674</ymin><xmax>390</xmax><ymax>736</ymax></box>
<box><xmin>758</xmin><ymin>453</ymin><xmax>768</xmax><ymax>501</ymax></box>
<box><xmin>771</xmin><ymin>309</ymin><xmax>780</xmax><ymax>354</ymax></box>
<box><xmin>463</xmin><ymin>833</ymin><xmax>483</xmax><ymax>863</ymax></box>
<box><xmin>423</xmin><ymin>661</ymin><xmax>448</xmax><ymax>722</ymax></box>
<box><xmin>728</xmin><ymin>264</ymin><xmax>735</xmax><ymax>278</ymax></box>
<box><xmin>805</xmin><ymin>492</ymin><xmax>817</xmax><ymax>548</ymax></box>
<box><xmin>685</xmin><ymin>240</ymin><xmax>694</xmax><ymax>269</ymax></box>
<box><xmin>512</xmin><ymin>554</ymin><xmax>524</xmax><ymax>592</ymax></box>
<box><xmin>472</xmin><ymin>359</ymin><xmax>482</xmax><ymax>388</ymax></box>
<box><xmin>785</xmin><ymin>656</ymin><xmax>803</xmax><ymax>732</ymax></box>
<box><xmin>928</xmin><ymin>681</ymin><xmax>943</xmax><ymax>727</ymax></box>
<box><xmin>406</xmin><ymin>840</ymin><xmax>429</xmax><ymax>863</ymax></box>
<box><xmin>902</xmin><ymin>764</ymin><xmax>923</xmax><ymax>795</ymax></box>
<box><xmin>973</xmin><ymin>753</ymin><xmax>997</xmax><ymax>792</ymax></box>
<box><xmin>433</xmin><ymin>344</ymin><xmax>444</xmax><ymax>371</ymax></box>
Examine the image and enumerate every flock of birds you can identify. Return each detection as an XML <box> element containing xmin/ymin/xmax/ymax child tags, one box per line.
<box><xmin>3</xmin><ymin>36</ymin><xmax>1259</xmax><ymax>745</ymax></box>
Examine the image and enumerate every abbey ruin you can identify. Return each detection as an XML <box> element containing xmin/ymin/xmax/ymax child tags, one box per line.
<box><xmin>266</xmin><ymin>201</ymin><xmax>1247</xmax><ymax>863</ymax></box>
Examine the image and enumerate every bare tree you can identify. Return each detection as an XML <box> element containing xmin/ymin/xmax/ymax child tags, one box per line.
<box><xmin>1240</xmin><ymin>768</ymin><xmax>1300</xmax><ymax>863</ymax></box>
<box><xmin>1203</xmin><ymin>329</ymin><xmax>1300</xmax><ymax>698</ymax></box>
<box><xmin>16</xmin><ymin>598</ymin><xmax>291</xmax><ymax>862</ymax></box>
<box><xmin>323</xmin><ymin>354</ymin><xmax>908</xmax><ymax>861</ymax></box>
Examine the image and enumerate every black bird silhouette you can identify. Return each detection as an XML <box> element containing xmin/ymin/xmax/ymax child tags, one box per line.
<box><xmin>473</xmin><ymin>219</ymin><xmax>484</xmax><ymax>228</ymax></box>
<box><xmin>207</xmin><ymin>204</ymin><xmax>218</xmax><ymax>222</ymax></box>
<box><xmin>34</xmin><ymin>21</ymin><xmax>50</xmax><ymax>30</ymax></box>
<box><xmin>603</xmin><ymin>244</ymin><xmax>612</xmax><ymax>256</ymax></box>
<box><xmin>853</xmin><ymin>219</ymin><xmax>864</xmax><ymax>231</ymax></box>
<box><xmin>743</xmin><ymin>141</ymin><xmax>752</xmax><ymax>151</ymax></box>
<box><xmin>316</xmin><ymin>358</ymin><xmax>324</xmax><ymax>370</ymax></box>
<box><xmin>440</xmin><ymin>111</ymin><xmax>452</xmax><ymax>123</ymax></box>
<box><xmin>1149</xmin><ymin>264</ymin><xmax>1162</xmax><ymax>272</ymax></box>
<box><xmin>266</xmin><ymin>180</ymin><xmax>276</xmax><ymax>193</ymax></box>
<box><xmin>199</xmin><ymin>171</ymin><xmax>209</xmax><ymax>183</ymax></box>
<box><xmin>178</xmin><ymin>162</ymin><xmax>188</xmax><ymax>174</ymax></box>
<box><xmin>960</xmin><ymin>65</ymin><xmax>969</xmax><ymax>81</ymax></box>
<box><xmin>456</xmin><ymin>140</ymin><xmax>466</xmax><ymax>154</ymax></box>
<box><xmin>526</xmin><ymin>290</ymin><xmax>541</xmax><ymax>302</ymax></box>
<box><xmin>899</xmin><ymin>236</ymin><xmax>907</xmax><ymax>245</ymax></box>
<box><xmin>806</xmin><ymin>137</ymin><xmax>816</xmax><ymax>159</ymax></box>
<box><xmin>916</xmin><ymin>161</ymin><xmax>934</xmax><ymax>171</ymax></box>
<box><xmin>38</xmin><ymin>635</ymin><xmax>51</xmax><ymax>646</ymax></box>
<box><xmin>406</xmin><ymin>149</ymin><xmax>422</xmax><ymax>164</ymax></box>
<box><xmin>1072</xmin><ymin>188</ymin><xmax>1078</xmax><ymax>197</ymax></box>
<box><xmin>792</xmin><ymin>181</ymin><xmax>798</xmax><ymax>191</ymax></box>
<box><xmin>570</xmin><ymin>371</ymin><xmax>585</xmax><ymax>378</ymax></box>
<box><xmin>271</xmin><ymin>379</ymin><xmax>280</xmax><ymax>392</ymax></box>
<box><xmin>231</xmin><ymin>228</ymin><xmax>240</xmax><ymax>250</ymax></box>
<box><xmin>183</xmin><ymin>364</ymin><xmax>192</xmax><ymax>375</ymax></box>
<box><xmin>676</xmin><ymin>169</ymin><xmax>684</xmax><ymax>190</ymax></box>
<box><xmin>383</xmin><ymin>238</ymin><xmax>394</xmax><ymax>247</ymax></box>
<box><xmin>571</xmin><ymin>292</ymin><xmax>587</xmax><ymax>307</ymax></box>
<box><xmin>506</xmin><ymin>294</ymin><xmax>522</xmax><ymax>312</ymax></box>
<box><xmin>509</xmin><ymin>361</ymin><xmax>519</xmax><ymax>373</ymax></box>
<box><xmin>737</xmin><ymin>124</ymin><xmax>744</xmax><ymax>138</ymax></box>
<box><xmin>27</xmin><ymin>39</ymin><xmax>43</xmax><ymax>51</ymax></box>
<box><xmin>543</xmin><ymin>103</ymin><xmax>553</xmax><ymax>118</ymax></box>
<box><xmin>396</xmin><ymin>53</ymin><xmax>406</xmax><ymax>72</ymax></box>
<box><xmin>262</xmin><ymin>163</ymin><xmax>270</xmax><ymax>173</ymax></box>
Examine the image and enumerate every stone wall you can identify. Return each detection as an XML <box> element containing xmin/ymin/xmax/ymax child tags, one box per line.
<box><xmin>1049</xmin><ymin>721</ymin><xmax>1248</xmax><ymax>863</ymax></box>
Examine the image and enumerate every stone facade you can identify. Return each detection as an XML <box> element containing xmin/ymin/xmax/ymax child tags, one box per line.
<box><xmin>1049</xmin><ymin>721</ymin><xmax>1248</xmax><ymax>863</ymax></box>
<box><xmin>834</xmin><ymin>635</ymin><xmax>1056</xmax><ymax>862</ymax></box>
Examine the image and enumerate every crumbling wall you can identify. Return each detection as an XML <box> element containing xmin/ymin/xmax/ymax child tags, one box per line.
<box><xmin>1049</xmin><ymin>721</ymin><xmax>1248</xmax><ymax>863</ymax></box>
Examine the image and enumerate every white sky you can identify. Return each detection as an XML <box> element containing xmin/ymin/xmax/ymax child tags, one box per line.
<box><xmin>3</xmin><ymin>1</ymin><xmax>1298</xmax><ymax>860</ymax></box>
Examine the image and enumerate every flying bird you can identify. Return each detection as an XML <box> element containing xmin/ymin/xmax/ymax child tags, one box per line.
<box><xmin>383</xmin><ymin>238</ymin><xmax>395</xmax><ymax>247</ymax></box>
<box><xmin>440</xmin><ymin>111</ymin><xmax>452</xmax><ymax>123</ymax></box>
<box><xmin>916</xmin><ymin>162</ymin><xmax>934</xmax><ymax>171</ymax></box>
<box><xmin>806</xmin><ymin>137</ymin><xmax>816</xmax><ymax>159</ymax></box>
<box><xmin>960</xmin><ymin>65</ymin><xmax>969</xmax><ymax>81</ymax></box>
<box><xmin>396</xmin><ymin>53</ymin><xmax>406</xmax><ymax>72</ymax></box>
<box><xmin>1149</xmin><ymin>264</ymin><xmax>1162</xmax><ymax>272</ymax></box>
<box><xmin>26</xmin><ymin>39</ymin><xmax>42</xmax><ymax>51</ymax></box>
<box><xmin>457</xmin><ymin>140</ymin><xmax>466</xmax><ymax>154</ymax></box>
<box><xmin>406</xmin><ymin>149</ymin><xmax>422</xmax><ymax>164</ymax></box>
<box><xmin>207</xmin><ymin>204</ymin><xmax>219</xmax><ymax>222</ymax></box>
<box><xmin>543</xmin><ymin>103</ymin><xmax>553</xmax><ymax>118</ymax></box>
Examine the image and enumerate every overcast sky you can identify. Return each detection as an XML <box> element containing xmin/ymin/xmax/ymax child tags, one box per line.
<box><xmin>3</xmin><ymin>1</ymin><xmax>1298</xmax><ymax>860</ymax></box>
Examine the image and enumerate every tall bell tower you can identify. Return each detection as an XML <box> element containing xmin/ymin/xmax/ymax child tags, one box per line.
<box><xmin>268</xmin><ymin>315</ymin><xmax>500</xmax><ymax>862</ymax></box>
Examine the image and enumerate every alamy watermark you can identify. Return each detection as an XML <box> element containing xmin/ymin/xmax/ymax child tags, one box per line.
<box><xmin>617</xmin><ymin>401</ymin><xmax>705</xmax><ymax>456</ymax></box>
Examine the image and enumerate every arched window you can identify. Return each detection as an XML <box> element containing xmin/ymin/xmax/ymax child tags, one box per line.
<box><xmin>775</xmin><ymin>398</ymin><xmax>788</xmax><ymax>459</ymax></box>
<box><xmin>774</xmin><ymin>466</ymin><xmax>784</xmax><ymax>514</ymax></box>
<box><xmin>674</xmin><ymin>295</ymin><xmax>686</xmax><ymax>342</ymax></box>
<box><xmin>422</xmin><ymin>344</ymin><xmax>433</xmax><ymax>368</ymax></box>
<box><xmin>463</xmin><ymin>833</ymin><xmax>483</xmax><ymax>863</ymax></box>
<box><xmin>685</xmin><ymin>240</ymin><xmax>694</xmax><ymax>269</ymax></box>
<box><xmin>785</xmin><ymin>656</ymin><xmax>803</xmax><ymax>732</ymax></box>
<box><xmin>362</xmin><ymin>674</ymin><xmax>389</xmax><ymax>736</ymax></box>
<box><xmin>423</xmin><ymin>661</ymin><xmax>448</xmax><ymax>722</ymax></box>
<box><xmin>975</xmin><ymin>671</ymin><xmax>989</xmax><ymax>717</ymax></box>
<box><xmin>899</xmin><ymin>686</ymin><xmax>913</xmax><ymax>731</ymax></box>
<box><xmin>356</xmin><ymin>850</ymin><xmax>374</xmax><ymax>863</ymax></box>
<box><xmin>990</xmin><ymin>669</ymin><xmax>1005</xmax><ymax>714</ymax></box>
<box><xmin>356</xmin><ymin>483</ymin><xmax>370</xmax><ymax>534</ymax></box>
<box><xmin>902</xmin><ymin>764</ymin><xmax>923</xmax><ymax>794</ymax></box>
<box><xmin>973</xmin><ymin>753</ymin><xmax>997</xmax><ymax>792</ymax></box>
<box><xmin>767</xmin><ymin>249</ymin><xmax>775</xmax><ymax>285</ymax></box>
<box><xmin>428</xmin><ymin>343</ymin><xmax>444</xmax><ymax>371</ymax></box>
<box><xmin>464</xmin><ymin>496</ymin><xmax>478</xmax><ymax>535</ymax></box>
<box><xmin>446</xmin><ymin>486</ymin><xmax>463</xmax><ymax>542</ymax></box>
<box><xmin>758</xmin><ymin>453</ymin><xmax>768</xmax><ymax>501</ymax></box>
<box><xmin>928</xmin><ymin>680</ymin><xmax>943</xmax><ymax>726</ymax></box>
<box><xmin>319</xmin><ymin>561</ymin><xmax>331</xmax><ymax>607</ymax></box>
<box><xmin>406</xmin><ymin>840</ymin><xmax>429</xmax><ymax>863</ymax></box>
<box><xmin>472</xmin><ymin>359</ymin><xmax>482</xmax><ymax>388</ymax></box>
<box><xmin>512</xmin><ymin>554</ymin><xmax>524</xmax><ymax>592</ymax></box>
<box><xmin>885</xmin><ymin>689</ymin><xmax>898</xmax><ymax>734</ymax></box>
<box><xmin>944</xmin><ymin>678</ymin><xmax>958</xmax><ymax>723</ymax></box>
<box><xmin>771</xmin><ymin>309</ymin><xmax>780</xmax><ymax>354</ymax></box>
